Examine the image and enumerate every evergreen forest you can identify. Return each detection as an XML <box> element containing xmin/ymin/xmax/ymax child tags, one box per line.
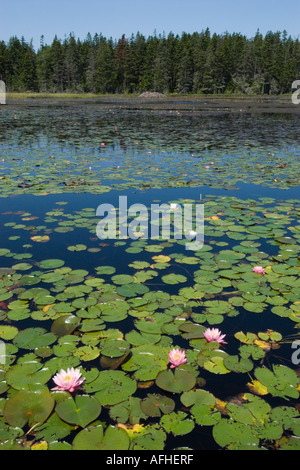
<box><xmin>1</xmin><ymin>29</ymin><xmax>299</xmax><ymax>95</ymax></box>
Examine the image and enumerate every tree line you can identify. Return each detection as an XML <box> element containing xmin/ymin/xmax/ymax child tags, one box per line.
<box><xmin>0</xmin><ymin>29</ymin><xmax>299</xmax><ymax>95</ymax></box>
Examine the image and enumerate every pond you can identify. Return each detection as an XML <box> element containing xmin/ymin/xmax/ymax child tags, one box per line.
<box><xmin>0</xmin><ymin>99</ymin><xmax>299</xmax><ymax>450</ymax></box>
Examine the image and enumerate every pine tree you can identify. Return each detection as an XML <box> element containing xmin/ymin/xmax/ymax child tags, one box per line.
<box><xmin>50</xmin><ymin>36</ymin><xmax>65</xmax><ymax>92</ymax></box>
<box><xmin>95</xmin><ymin>36</ymin><xmax>117</xmax><ymax>93</ymax></box>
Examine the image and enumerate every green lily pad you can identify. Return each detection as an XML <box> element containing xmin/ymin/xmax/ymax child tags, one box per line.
<box><xmin>109</xmin><ymin>397</ymin><xmax>147</xmax><ymax>424</ymax></box>
<box><xmin>122</xmin><ymin>344</ymin><xmax>168</xmax><ymax>381</ymax></box>
<box><xmin>73</xmin><ymin>345</ymin><xmax>100</xmax><ymax>362</ymax></box>
<box><xmin>161</xmin><ymin>273</ymin><xmax>187</xmax><ymax>285</ymax></box>
<box><xmin>116</xmin><ymin>283</ymin><xmax>149</xmax><ymax>298</ymax></box>
<box><xmin>212</xmin><ymin>418</ymin><xmax>260</xmax><ymax>449</ymax></box>
<box><xmin>0</xmin><ymin>325</ymin><xmax>19</xmax><ymax>340</ymax></box>
<box><xmin>13</xmin><ymin>327</ymin><xmax>57</xmax><ymax>350</ymax></box>
<box><xmin>95</xmin><ymin>266</ymin><xmax>116</xmax><ymax>275</ymax></box>
<box><xmin>155</xmin><ymin>368</ymin><xmax>196</xmax><ymax>393</ymax></box>
<box><xmin>254</xmin><ymin>365</ymin><xmax>300</xmax><ymax>399</ymax></box>
<box><xmin>5</xmin><ymin>361</ymin><xmax>52</xmax><ymax>390</ymax></box>
<box><xmin>67</xmin><ymin>244</ymin><xmax>87</xmax><ymax>251</ymax></box>
<box><xmin>34</xmin><ymin>412</ymin><xmax>74</xmax><ymax>442</ymax></box>
<box><xmin>100</xmin><ymin>338</ymin><xmax>130</xmax><ymax>358</ymax></box>
<box><xmin>130</xmin><ymin>424</ymin><xmax>166</xmax><ymax>450</ymax></box>
<box><xmin>203</xmin><ymin>356</ymin><xmax>231</xmax><ymax>375</ymax></box>
<box><xmin>55</xmin><ymin>395</ymin><xmax>102</xmax><ymax>428</ymax></box>
<box><xmin>3</xmin><ymin>390</ymin><xmax>55</xmax><ymax>428</ymax></box>
<box><xmin>160</xmin><ymin>411</ymin><xmax>195</xmax><ymax>436</ymax></box>
<box><xmin>39</xmin><ymin>259</ymin><xmax>65</xmax><ymax>269</ymax></box>
<box><xmin>141</xmin><ymin>394</ymin><xmax>175</xmax><ymax>417</ymax></box>
<box><xmin>84</xmin><ymin>370</ymin><xmax>137</xmax><ymax>405</ymax></box>
<box><xmin>51</xmin><ymin>315</ymin><xmax>81</xmax><ymax>337</ymax></box>
<box><xmin>72</xmin><ymin>424</ymin><xmax>130</xmax><ymax>450</ymax></box>
<box><xmin>223</xmin><ymin>355</ymin><xmax>253</xmax><ymax>373</ymax></box>
<box><xmin>11</xmin><ymin>262</ymin><xmax>32</xmax><ymax>271</ymax></box>
<box><xmin>112</xmin><ymin>274</ymin><xmax>135</xmax><ymax>285</ymax></box>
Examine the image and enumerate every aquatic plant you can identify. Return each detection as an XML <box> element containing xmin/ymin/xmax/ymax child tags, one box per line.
<box><xmin>168</xmin><ymin>348</ymin><xmax>187</xmax><ymax>368</ymax></box>
<box><xmin>203</xmin><ymin>328</ymin><xmax>227</xmax><ymax>344</ymax></box>
<box><xmin>52</xmin><ymin>367</ymin><xmax>85</xmax><ymax>392</ymax></box>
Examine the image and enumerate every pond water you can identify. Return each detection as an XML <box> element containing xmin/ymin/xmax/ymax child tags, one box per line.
<box><xmin>0</xmin><ymin>101</ymin><xmax>299</xmax><ymax>450</ymax></box>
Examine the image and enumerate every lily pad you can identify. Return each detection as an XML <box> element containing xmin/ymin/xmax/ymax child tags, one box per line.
<box><xmin>254</xmin><ymin>365</ymin><xmax>300</xmax><ymax>399</ymax></box>
<box><xmin>155</xmin><ymin>368</ymin><xmax>196</xmax><ymax>393</ymax></box>
<box><xmin>5</xmin><ymin>362</ymin><xmax>52</xmax><ymax>390</ymax></box>
<box><xmin>161</xmin><ymin>273</ymin><xmax>187</xmax><ymax>285</ymax></box>
<box><xmin>212</xmin><ymin>418</ymin><xmax>260</xmax><ymax>449</ymax></box>
<box><xmin>160</xmin><ymin>411</ymin><xmax>195</xmax><ymax>436</ymax></box>
<box><xmin>223</xmin><ymin>355</ymin><xmax>253</xmax><ymax>373</ymax></box>
<box><xmin>51</xmin><ymin>315</ymin><xmax>81</xmax><ymax>337</ymax></box>
<box><xmin>39</xmin><ymin>259</ymin><xmax>65</xmax><ymax>269</ymax></box>
<box><xmin>3</xmin><ymin>390</ymin><xmax>55</xmax><ymax>428</ymax></box>
<box><xmin>55</xmin><ymin>395</ymin><xmax>102</xmax><ymax>428</ymax></box>
<box><xmin>13</xmin><ymin>327</ymin><xmax>57</xmax><ymax>350</ymax></box>
<box><xmin>84</xmin><ymin>370</ymin><xmax>137</xmax><ymax>405</ymax></box>
<box><xmin>72</xmin><ymin>424</ymin><xmax>130</xmax><ymax>450</ymax></box>
<box><xmin>140</xmin><ymin>394</ymin><xmax>175</xmax><ymax>417</ymax></box>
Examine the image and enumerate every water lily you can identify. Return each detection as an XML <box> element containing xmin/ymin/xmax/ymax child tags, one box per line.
<box><xmin>51</xmin><ymin>367</ymin><xmax>85</xmax><ymax>393</ymax></box>
<box><xmin>204</xmin><ymin>328</ymin><xmax>227</xmax><ymax>344</ymax></box>
<box><xmin>169</xmin><ymin>348</ymin><xmax>187</xmax><ymax>368</ymax></box>
<box><xmin>252</xmin><ymin>265</ymin><xmax>265</xmax><ymax>274</ymax></box>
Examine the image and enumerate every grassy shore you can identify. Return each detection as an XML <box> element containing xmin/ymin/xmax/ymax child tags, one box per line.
<box><xmin>6</xmin><ymin>92</ymin><xmax>292</xmax><ymax>100</ymax></box>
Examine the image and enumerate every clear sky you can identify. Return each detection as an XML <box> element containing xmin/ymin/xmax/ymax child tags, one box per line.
<box><xmin>1</xmin><ymin>0</ymin><xmax>299</xmax><ymax>50</ymax></box>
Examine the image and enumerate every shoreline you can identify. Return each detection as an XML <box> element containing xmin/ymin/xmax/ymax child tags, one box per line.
<box><xmin>3</xmin><ymin>93</ymin><xmax>300</xmax><ymax>113</ymax></box>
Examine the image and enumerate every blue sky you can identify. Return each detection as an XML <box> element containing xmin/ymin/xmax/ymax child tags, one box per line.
<box><xmin>1</xmin><ymin>0</ymin><xmax>299</xmax><ymax>50</ymax></box>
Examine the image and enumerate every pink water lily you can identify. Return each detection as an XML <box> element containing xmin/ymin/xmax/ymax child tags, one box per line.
<box><xmin>169</xmin><ymin>348</ymin><xmax>187</xmax><ymax>368</ymax></box>
<box><xmin>203</xmin><ymin>328</ymin><xmax>227</xmax><ymax>344</ymax></box>
<box><xmin>52</xmin><ymin>367</ymin><xmax>85</xmax><ymax>393</ymax></box>
<box><xmin>252</xmin><ymin>266</ymin><xmax>265</xmax><ymax>274</ymax></box>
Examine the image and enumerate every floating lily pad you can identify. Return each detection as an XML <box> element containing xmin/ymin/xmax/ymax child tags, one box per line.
<box><xmin>51</xmin><ymin>315</ymin><xmax>81</xmax><ymax>337</ymax></box>
<box><xmin>130</xmin><ymin>424</ymin><xmax>166</xmax><ymax>450</ymax></box>
<box><xmin>3</xmin><ymin>390</ymin><xmax>54</xmax><ymax>428</ymax></box>
<box><xmin>67</xmin><ymin>244</ymin><xmax>87</xmax><ymax>251</ymax></box>
<box><xmin>55</xmin><ymin>395</ymin><xmax>102</xmax><ymax>428</ymax></box>
<box><xmin>161</xmin><ymin>274</ymin><xmax>187</xmax><ymax>285</ymax></box>
<box><xmin>13</xmin><ymin>327</ymin><xmax>57</xmax><ymax>350</ymax></box>
<box><xmin>39</xmin><ymin>259</ymin><xmax>65</xmax><ymax>269</ymax></box>
<box><xmin>141</xmin><ymin>394</ymin><xmax>175</xmax><ymax>417</ymax></box>
<box><xmin>84</xmin><ymin>370</ymin><xmax>137</xmax><ymax>405</ymax></box>
<box><xmin>223</xmin><ymin>355</ymin><xmax>253</xmax><ymax>373</ymax></box>
<box><xmin>72</xmin><ymin>424</ymin><xmax>130</xmax><ymax>450</ymax></box>
<box><xmin>122</xmin><ymin>344</ymin><xmax>168</xmax><ymax>381</ymax></box>
<box><xmin>30</xmin><ymin>235</ymin><xmax>50</xmax><ymax>243</ymax></box>
<box><xmin>155</xmin><ymin>368</ymin><xmax>196</xmax><ymax>393</ymax></box>
<box><xmin>254</xmin><ymin>365</ymin><xmax>300</xmax><ymax>399</ymax></box>
<box><xmin>212</xmin><ymin>418</ymin><xmax>260</xmax><ymax>449</ymax></box>
<box><xmin>160</xmin><ymin>411</ymin><xmax>195</xmax><ymax>436</ymax></box>
<box><xmin>0</xmin><ymin>325</ymin><xmax>18</xmax><ymax>341</ymax></box>
<box><xmin>5</xmin><ymin>361</ymin><xmax>52</xmax><ymax>390</ymax></box>
<box><xmin>116</xmin><ymin>283</ymin><xmax>149</xmax><ymax>298</ymax></box>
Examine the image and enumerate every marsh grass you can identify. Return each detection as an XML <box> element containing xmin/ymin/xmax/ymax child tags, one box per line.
<box><xmin>6</xmin><ymin>92</ymin><xmax>292</xmax><ymax>101</ymax></box>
